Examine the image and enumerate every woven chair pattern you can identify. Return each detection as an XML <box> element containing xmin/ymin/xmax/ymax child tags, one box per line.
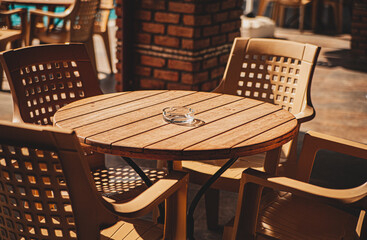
<box><xmin>0</xmin><ymin>44</ymin><xmax>102</xmax><ymax>126</ymax></box>
<box><xmin>0</xmin><ymin>144</ymin><xmax>77</xmax><ymax>239</ymax></box>
<box><xmin>236</xmin><ymin>54</ymin><xmax>301</xmax><ymax>113</ymax></box>
<box><xmin>70</xmin><ymin>0</ymin><xmax>100</xmax><ymax>42</ymax></box>
<box><xmin>19</xmin><ymin>60</ymin><xmax>89</xmax><ymax>125</ymax></box>
<box><xmin>94</xmin><ymin>167</ymin><xmax>167</xmax><ymax>201</ymax></box>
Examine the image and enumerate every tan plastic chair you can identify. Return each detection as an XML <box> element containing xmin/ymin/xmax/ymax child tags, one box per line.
<box><xmin>226</xmin><ymin>131</ymin><xmax>367</xmax><ymax>240</ymax></box>
<box><xmin>28</xmin><ymin>0</ymin><xmax>100</xmax><ymax>72</ymax></box>
<box><xmin>94</xmin><ymin>0</ymin><xmax>114</xmax><ymax>73</ymax></box>
<box><xmin>0</xmin><ymin>120</ymin><xmax>188</xmax><ymax>239</ymax></box>
<box><xmin>0</xmin><ymin>43</ymin><xmax>167</xmax><ymax>202</ymax></box>
<box><xmin>257</xmin><ymin>0</ymin><xmax>279</xmax><ymax>19</ymax></box>
<box><xmin>0</xmin><ymin>6</ymin><xmax>27</xmax><ymax>90</ymax></box>
<box><xmin>179</xmin><ymin>37</ymin><xmax>320</xmax><ymax>229</ymax></box>
<box><xmin>275</xmin><ymin>0</ymin><xmax>313</xmax><ymax>32</ymax></box>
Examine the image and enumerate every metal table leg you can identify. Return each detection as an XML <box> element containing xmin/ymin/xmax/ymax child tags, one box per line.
<box><xmin>187</xmin><ymin>157</ymin><xmax>239</xmax><ymax>240</ymax></box>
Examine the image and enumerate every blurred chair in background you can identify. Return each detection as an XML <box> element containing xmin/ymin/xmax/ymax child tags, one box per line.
<box><xmin>28</xmin><ymin>0</ymin><xmax>100</xmax><ymax>72</ymax></box>
<box><xmin>0</xmin><ymin>5</ymin><xmax>27</xmax><ymax>91</ymax></box>
<box><xmin>94</xmin><ymin>0</ymin><xmax>114</xmax><ymax>73</ymax></box>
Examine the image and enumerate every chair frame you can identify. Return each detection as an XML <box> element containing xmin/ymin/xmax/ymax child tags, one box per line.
<box><xmin>0</xmin><ymin>120</ymin><xmax>188</xmax><ymax>239</ymax></box>
<box><xmin>230</xmin><ymin>131</ymin><xmax>367</xmax><ymax>239</ymax></box>
<box><xmin>179</xmin><ymin>37</ymin><xmax>320</xmax><ymax>230</ymax></box>
<box><xmin>28</xmin><ymin>0</ymin><xmax>100</xmax><ymax>72</ymax></box>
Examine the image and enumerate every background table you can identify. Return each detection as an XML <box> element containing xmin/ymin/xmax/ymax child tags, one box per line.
<box><xmin>54</xmin><ymin>90</ymin><xmax>299</xmax><ymax>239</ymax></box>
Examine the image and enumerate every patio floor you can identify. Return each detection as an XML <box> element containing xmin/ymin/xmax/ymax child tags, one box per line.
<box><xmin>0</xmin><ymin>24</ymin><xmax>366</xmax><ymax>239</ymax></box>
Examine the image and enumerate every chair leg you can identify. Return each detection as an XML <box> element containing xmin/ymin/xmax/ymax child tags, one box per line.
<box><xmin>337</xmin><ymin>0</ymin><xmax>343</xmax><ymax>33</ymax></box>
<box><xmin>0</xmin><ymin>42</ymin><xmax>7</xmax><ymax>91</ymax></box>
<box><xmin>272</xmin><ymin>1</ymin><xmax>280</xmax><ymax>21</ymax></box>
<box><xmin>278</xmin><ymin>5</ymin><xmax>286</xmax><ymax>27</ymax></box>
<box><xmin>0</xmin><ymin>62</ymin><xmax>3</xmax><ymax>91</ymax></box>
<box><xmin>311</xmin><ymin>0</ymin><xmax>317</xmax><ymax>31</ymax></box>
<box><xmin>258</xmin><ymin>0</ymin><xmax>269</xmax><ymax>16</ymax></box>
<box><xmin>299</xmin><ymin>5</ymin><xmax>305</xmax><ymax>32</ymax></box>
<box><xmin>84</xmin><ymin>39</ymin><xmax>98</xmax><ymax>75</ymax></box>
<box><xmin>205</xmin><ymin>188</ymin><xmax>220</xmax><ymax>230</ymax></box>
<box><xmin>100</xmin><ymin>28</ymin><xmax>114</xmax><ymax>74</ymax></box>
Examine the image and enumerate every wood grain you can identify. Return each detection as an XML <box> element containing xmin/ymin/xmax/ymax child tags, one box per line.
<box><xmin>54</xmin><ymin>91</ymin><xmax>298</xmax><ymax>161</ymax></box>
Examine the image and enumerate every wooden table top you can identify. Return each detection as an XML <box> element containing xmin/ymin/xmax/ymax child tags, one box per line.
<box><xmin>54</xmin><ymin>90</ymin><xmax>299</xmax><ymax>161</ymax></box>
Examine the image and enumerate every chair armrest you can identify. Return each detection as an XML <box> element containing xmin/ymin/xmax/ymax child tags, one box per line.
<box><xmin>294</xmin><ymin>105</ymin><xmax>315</xmax><ymax>123</ymax></box>
<box><xmin>29</xmin><ymin>8</ymin><xmax>70</xmax><ymax>19</ymax></box>
<box><xmin>99</xmin><ymin>5</ymin><xmax>114</xmax><ymax>10</ymax></box>
<box><xmin>244</xmin><ymin>168</ymin><xmax>367</xmax><ymax>207</ymax></box>
<box><xmin>103</xmin><ymin>171</ymin><xmax>189</xmax><ymax>218</ymax></box>
<box><xmin>0</xmin><ymin>8</ymin><xmax>26</xmax><ymax>16</ymax></box>
<box><xmin>297</xmin><ymin>131</ymin><xmax>367</xmax><ymax>182</ymax></box>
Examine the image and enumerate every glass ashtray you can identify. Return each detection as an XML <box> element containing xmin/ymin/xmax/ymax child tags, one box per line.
<box><xmin>163</xmin><ymin>106</ymin><xmax>195</xmax><ymax>124</ymax></box>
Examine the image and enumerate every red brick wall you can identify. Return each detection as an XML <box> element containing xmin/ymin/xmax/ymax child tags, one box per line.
<box><xmin>115</xmin><ymin>0</ymin><xmax>242</xmax><ymax>91</ymax></box>
<box><xmin>351</xmin><ymin>0</ymin><xmax>367</xmax><ymax>57</ymax></box>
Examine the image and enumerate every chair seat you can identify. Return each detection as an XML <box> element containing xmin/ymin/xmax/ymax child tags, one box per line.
<box><xmin>181</xmin><ymin>154</ymin><xmax>266</xmax><ymax>192</ymax></box>
<box><xmin>278</xmin><ymin>0</ymin><xmax>312</xmax><ymax>6</ymax></box>
<box><xmin>38</xmin><ymin>30</ymin><xmax>70</xmax><ymax>43</ymax></box>
<box><xmin>257</xmin><ymin>191</ymin><xmax>359</xmax><ymax>240</ymax></box>
<box><xmin>93</xmin><ymin>166</ymin><xmax>167</xmax><ymax>203</ymax></box>
<box><xmin>101</xmin><ymin>218</ymin><xmax>163</xmax><ymax>239</ymax></box>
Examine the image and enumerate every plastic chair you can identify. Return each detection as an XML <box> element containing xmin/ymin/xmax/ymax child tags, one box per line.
<box><xmin>0</xmin><ymin>6</ymin><xmax>27</xmax><ymax>91</ymax></box>
<box><xmin>274</xmin><ymin>0</ymin><xmax>313</xmax><ymax>32</ymax></box>
<box><xmin>0</xmin><ymin>120</ymin><xmax>188</xmax><ymax>239</ymax></box>
<box><xmin>179</xmin><ymin>37</ymin><xmax>320</xmax><ymax>229</ymax></box>
<box><xmin>226</xmin><ymin>131</ymin><xmax>367</xmax><ymax>239</ymax></box>
<box><xmin>268</xmin><ymin>0</ymin><xmax>343</xmax><ymax>32</ymax></box>
<box><xmin>0</xmin><ymin>43</ymin><xmax>166</xmax><ymax>202</ymax></box>
<box><xmin>28</xmin><ymin>0</ymin><xmax>100</xmax><ymax>72</ymax></box>
<box><xmin>94</xmin><ymin>0</ymin><xmax>114</xmax><ymax>73</ymax></box>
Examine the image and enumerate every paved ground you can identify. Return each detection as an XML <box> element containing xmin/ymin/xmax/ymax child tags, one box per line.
<box><xmin>0</xmin><ymin>24</ymin><xmax>366</xmax><ymax>239</ymax></box>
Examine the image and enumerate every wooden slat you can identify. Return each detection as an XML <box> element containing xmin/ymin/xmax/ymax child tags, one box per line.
<box><xmin>146</xmin><ymin>103</ymin><xmax>280</xmax><ymax>152</ymax></box>
<box><xmin>54</xmin><ymin>91</ymin><xmax>169</xmax><ymax>124</ymax></box>
<box><xmin>56</xmin><ymin>91</ymin><xmax>128</xmax><ymax>113</ymax></box>
<box><xmin>235</xmin><ymin>119</ymin><xmax>298</xmax><ymax>148</ymax></box>
<box><xmin>110</xmin><ymin>98</ymin><xmax>262</xmax><ymax>153</ymax></box>
<box><xmin>185</xmin><ymin>110</ymin><xmax>296</xmax><ymax>152</ymax></box>
<box><xmin>53</xmin><ymin>90</ymin><xmax>299</xmax><ymax>161</ymax></box>
<box><xmin>55</xmin><ymin>91</ymin><xmax>194</xmax><ymax>129</ymax></box>
<box><xmin>77</xmin><ymin>91</ymin><xmax>226</xmax><ymax>144</ymax></box>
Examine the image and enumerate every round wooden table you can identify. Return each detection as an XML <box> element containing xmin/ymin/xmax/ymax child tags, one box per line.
<box><xmin>54</xmin><ymin>90</ymin><xmax>299</xmax><ymax>239</ymax></box>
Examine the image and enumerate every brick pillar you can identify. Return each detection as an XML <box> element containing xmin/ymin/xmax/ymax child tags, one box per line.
<box><xmin>115</xmin><ymin>0</ymin><xmax>243</xmax><ymax>91</ymax></box>
<box><xmin>351</xmin><ymin>0</ymin><xmax>367</xmax><ymax>58</ymax></box>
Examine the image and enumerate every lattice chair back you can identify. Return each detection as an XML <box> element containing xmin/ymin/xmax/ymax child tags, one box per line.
<box><xmin>215</xmin><ymin>37</ymin><xmax>319</xmax><ymax>118</ymax></box>
<box><xmin>94</xmin><ymin>0</ymin><xmax>113</xmax><ymax>34</ymax></box>
<box><xmin>69</xmin><ymin>0</ymin><xmax>100</xmax><ymax>43</ymax></box>
<box><xmin>0</xmin><ymin>43</ymin><xmax>103</xmax><ymax>125</ymax></box>
<box><xmin>0</xmin><ymin>121</ymin><xmax>117</xmax><ymax>239</ymax></box>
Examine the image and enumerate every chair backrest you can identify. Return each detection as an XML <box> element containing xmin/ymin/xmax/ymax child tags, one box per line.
<box><xmin>94</xmin><ymin>0</ymin><xmax>113</xmax><ymax>34</ymax></box>
<box><xmin>215</xmin><ymin>37</ymin><xmax>320</xmax><ymax>117</ymax></box>
<box><xmin>0</xmin><ymin>43</ymin><xmax>103</xmax><ymax>125</ymax></box>
<box><xmin>68</xmin><ymin>0</ymin><xmax>100</xmax><ymax>42</ymax></box>
<box><xmin>0</xmin><ymin>120</ymin><xmax>116</xmax><ymax>239</ymax></box>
